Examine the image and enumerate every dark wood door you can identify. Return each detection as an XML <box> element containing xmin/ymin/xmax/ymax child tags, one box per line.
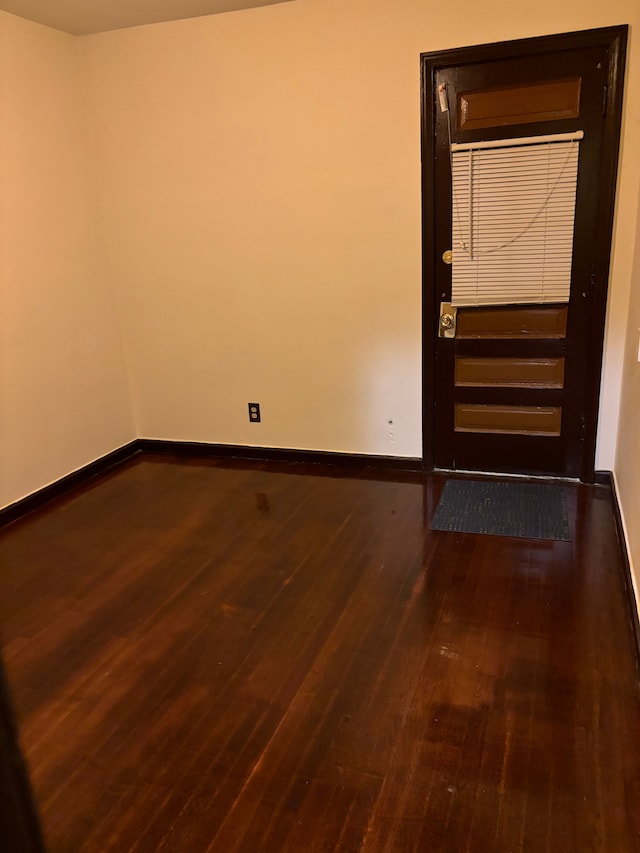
<box><xmin>421</xmin><ymin>28</ymin><xmax>627</xmax><ymax>480</ymax></box>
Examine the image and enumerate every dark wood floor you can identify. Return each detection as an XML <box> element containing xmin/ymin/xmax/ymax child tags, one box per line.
<box><xmin>1</xmin><ymin>454</ymin><xmax>639</xmax><ymax>852</ymax></box>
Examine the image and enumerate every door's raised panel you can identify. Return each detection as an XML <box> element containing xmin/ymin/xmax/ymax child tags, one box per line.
<box><xmin>457</xmin><ymin>78</ymin><xmax>582</xmax><ymax>132</ymax></box>
<box><xmin>456</xmin><ymin>305</ymin><xmax>568</xmax><ymax>339</ymax></box>
<box><xmin>455</xmin><ymin>357</ymin><xmax>565</xmax><ymax>388</ymax></box>
<box><xmin>455</xmin><ymin>404</ymin><xmax>562</xmax><ymax>436</ymax></box>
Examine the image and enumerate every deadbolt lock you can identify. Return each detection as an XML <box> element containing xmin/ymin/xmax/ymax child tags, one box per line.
<box><xmin>438</xmin><ymin>302</ymin><xmax>457</xmax><ymax>338</ymax></box>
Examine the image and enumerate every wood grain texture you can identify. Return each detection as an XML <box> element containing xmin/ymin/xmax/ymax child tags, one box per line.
<box><xmin>455</xmin><ymin>403</ymin><xmax>562</xmax><ymax>435</ymax></box>
<box><xmin>455</xmin><ymin>356</ymin><xmax>565</xmax><ymax>388</ymax></box>
<box><xmin>1</xmin><ymin>455</ymin><xmax>639</xmax><ymax>852</ymax></box>
<box><xmin>457</xmin><ymin>78</ymin><xmax>582</xmax><ymax>131</ymax></box>
<box><xmin>455</xmin><ymin>305</ymin><xmax>568</xmax><ymax>339</ymax></box>
<box><xmin>0</xmin><ymin>654</ymin><xmax>46</xmax><ymax>852</ymax></box>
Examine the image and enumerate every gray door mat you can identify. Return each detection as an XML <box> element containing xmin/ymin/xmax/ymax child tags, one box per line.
<box><xmin>431</xmin><ymin>479</ymin><xmax>571</xmax><ymax>541</ymax></box>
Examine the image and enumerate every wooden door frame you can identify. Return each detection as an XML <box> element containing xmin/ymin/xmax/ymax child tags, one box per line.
<box><xmin>420</xmin><ymin>26</ymin><xmax>628</xmax><ymax>482</ymax></box>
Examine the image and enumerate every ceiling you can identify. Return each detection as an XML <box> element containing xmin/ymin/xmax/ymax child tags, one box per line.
<box><xmin>0</xmin><ymin>0</ymin><xmax>294</xmax><ymax>35</ymax></box>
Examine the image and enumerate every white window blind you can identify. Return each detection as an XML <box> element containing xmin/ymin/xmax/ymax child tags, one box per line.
<box><xmin>450</xmin><ymin>132</ymin><xmax>582</xmax><ymax>307</ymax></box>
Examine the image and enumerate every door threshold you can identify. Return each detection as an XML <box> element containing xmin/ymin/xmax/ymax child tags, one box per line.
<box><xmin>433</xmin><ymin>467</ymin><xmax>580</xmax><ymax>484</ymax></box>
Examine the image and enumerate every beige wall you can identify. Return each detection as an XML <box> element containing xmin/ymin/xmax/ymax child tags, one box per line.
<box><xmin>0</xmin><ymin>12</ymin><xmax>135</xmax><ymax>509</ymax></box>
<box><xmin>78</xmin><ymin>1</ymin><xmax>424</xmax><ymax>456</ymax></box>
<box><xmin>77</xmin><ymin>0</ymin><xmax>640</xmax><ymax>463</ymax></box>
<box><xmin>2</xmin><ymin>0</ymin><xmax>639</xmax><ymax>520</ymax></box>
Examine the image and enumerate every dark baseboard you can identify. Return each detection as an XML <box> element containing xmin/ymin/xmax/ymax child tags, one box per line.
<box><xmin>603</xmin><ymin>470</ymin><xmax>640</xmax><ymax>674</ymax></box>
<box><xmin>0</xmin><ymin>440</ymin><xmax>424</xmax><ymax>528</ymax></box>
<box><xmin>594</xmin><ymin>470</ymin><xmax>613</xmax><ymax>487</ymax></box>
<box><xmin>137</xmin><ymin>439</ymin><xmax>424</xmax><ymax>472</ymax></box>
<box><xmin>0</xmin><ymin>441</ymin><xmax>140</xmax><ymax>529</ymax></box>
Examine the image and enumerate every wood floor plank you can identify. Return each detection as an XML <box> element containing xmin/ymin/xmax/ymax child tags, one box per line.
<box><xmin>1</xmin><ymin>456</ymin><xmax>639</xmax><ymax>851</ymax></box>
